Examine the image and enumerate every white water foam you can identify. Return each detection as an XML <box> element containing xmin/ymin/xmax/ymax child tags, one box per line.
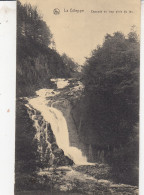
<box><xmin>28</xmin><ymin>86</ymin><xmax>88</xmax><ymax>165</ymax></box>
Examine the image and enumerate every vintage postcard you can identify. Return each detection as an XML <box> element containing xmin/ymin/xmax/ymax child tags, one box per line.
<box><xmin>14</xmin><ymin>0</ymin><xmax>141</xmax><ymax>194</ymax></box>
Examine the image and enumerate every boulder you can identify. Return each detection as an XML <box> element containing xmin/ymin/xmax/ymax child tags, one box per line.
<box><xmin>53</xmin><ymin>148</ymin><xmax>64</xmax><ymax>157</ymax></box>
<box><xmin>51</xmin><ymin>142</ymin><xmax>59</xmax><ymax>151</ymax></box>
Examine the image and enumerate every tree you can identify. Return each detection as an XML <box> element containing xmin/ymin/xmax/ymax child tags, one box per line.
<box><xmin>82</xmin><ymin>31</ymin><xmax>139</xmax><ymax>147</ymax></box>
<box><xmin>81</xmin><ymin>30</ymin><xmax>139</xmax><ymax>185</ymax></box>
<box><xmin>61</xmin><ymin>53</ymin><xmax>80</xmax><ymax>77</ymax></box>
<box><xmin>17</xmin><ymin>1</ymin><xmax>52</xmax><ymax>47</ymax></box>
<box><xmin>17</xmin><ymin>1</ymin><xmax>71</xmax><ymax>96</ymax></box>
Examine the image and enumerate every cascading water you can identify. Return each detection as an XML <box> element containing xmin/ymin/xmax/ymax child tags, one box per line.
<box><xmin>28</xmin><ymin>86</ymin><xmax>88</xmax><ymax>165</ymax></box>
<box><xmin>26</xmin><ymin>104</ymin><xmax>55</xmax><ymax>164</ymax></box>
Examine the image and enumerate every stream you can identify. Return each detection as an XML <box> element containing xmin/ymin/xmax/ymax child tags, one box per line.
<box><xmin>24</xmin><ymin>78</ymin><xmax>138</xmax><ymax>195</ymax></box>
<box><xmin>28</xmin><ymin>78</ymin><xmax>87</xmax><ymax>165</ymax></box>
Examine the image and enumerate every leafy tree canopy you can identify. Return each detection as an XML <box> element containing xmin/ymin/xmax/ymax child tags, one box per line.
<box><xmin>82</xmin><ymin>30</ymin><xmax>139</xmax><ymax>146</ymax></box>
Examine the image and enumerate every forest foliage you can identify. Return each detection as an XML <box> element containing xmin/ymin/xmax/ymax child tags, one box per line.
<box><xmin>17</xmin><ymin>1</ymin><xmax>77</xmax><ymax>97</ymax></box>
<box><xmin>81</xmin><ymin>30</ymin><xmax>139</xmax><ymax>185</ymax></box>
<box><xmin>16</xmin><ymin>1</ymin><xmax>78</xmax><ymax>190</ymax></box>
<box><xmin>16</xmin><ymin>0</ymin><xmax>139</xmax><ymax>187</ymax></box>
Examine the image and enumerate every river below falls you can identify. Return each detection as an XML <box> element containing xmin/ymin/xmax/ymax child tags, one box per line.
<box><xmin>24</xmin><ymin>78</ymin><xmax>138</xmax><ymax>195</ymax></box>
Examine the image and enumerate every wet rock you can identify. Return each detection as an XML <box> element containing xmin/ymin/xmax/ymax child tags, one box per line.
<box><xmin>38</xmin><ymin>120</ymin><xmax>43</xmax><ymax>126</ymax></box>
<box><xmin>47</xmin><ymin>123</ymin><xmax>52</xmax><ymax>131</ymax></box>
<box><xmin>32</xmin><ymin>115</ymin><xmax>38</xmax><ymax>120</ymax></box>
<box><xmin>53</xmin><ymin>155</ymin><xmax>74</xmax><ymax>166</ymax></box>
<box><xmin>53</xmin><ymin>148</ymin><xmax>64</xmax><ymax>157</ymax></box>
<box><xmin>35</xmin><ymin>110</ymin><xmax>41</xmax><ymax>115</ymax></box>
<box><xmin>64</xmin><ymin>156</ymin><xmax>74</xmax><ymax>166</ymax></box>
<box><xmin>47</xmin><ymin>132</ymin><xmax>56</xmax><ymax>143</ymax></box>
<box><xmin>42</xmin><ymin>122</ymin><xmax>46</xmax><ymax>129</ymax></box>
<box><xmin>51</xmin><ymin>142</ymin><xmax>59</xmax><ymax>151</ymax></box>
<box><xmin>59</xmin><ymin>183</ymin><xmax>73</xmax><ymax>192</ymax></box>
<box><xmin>37</xmin><ymin>115</ymin><xmax>43</xmax><ymax>120</ymax></box>
<box><xmin>30</xmin><ymin>109</ymin><xmax>35</xmax><ymax>115</ymax></box>
<box><xmin>98</xmin><ymin>179</ymin><xmax>111</xmax><ymax>186</ymax></box>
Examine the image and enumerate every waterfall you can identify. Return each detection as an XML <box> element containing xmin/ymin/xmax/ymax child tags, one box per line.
<box><xmin>28</xmin><ymin>88</ymin><xmax>88</xmax><ymax>165</ymax></box>
<box><xmin>26</xmin><ymin>105</ymin><xmax>55</xmax><ymax>165</ymax></box>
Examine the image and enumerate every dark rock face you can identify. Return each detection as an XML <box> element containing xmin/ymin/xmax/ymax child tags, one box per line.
<box><xmin>53</xmin><ymin>155</ymin><xmax>74</xmax><ymax>166</ymax></box>
<box><xmin>46</xmin><ymin>123</ymin><xmax>56</xmax><ymax>144</ymax></box>
<box><xmin>51</xmin><ymin>142</ymin><xmax>58</xmax><ymax>151</ymax></box>
<box><xmin>53</xmin><ymin>148</ymin><xmax>64</xmax><ymax>157</ymax></box>
<box><xmin>26</xmin><ymin>105</ymin><xmax>74</xmax><ymax>168</ymax></box>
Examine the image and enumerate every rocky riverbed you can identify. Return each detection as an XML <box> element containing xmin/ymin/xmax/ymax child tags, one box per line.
<box><xmin>37</xmin><ymin>164</ymin><xmax>138</xmax><ymax>195</ymax></box>
<box><xmin>16</xmin><ymin>78</ymin><xmax>138</xmax><ymax>195</ymax></box>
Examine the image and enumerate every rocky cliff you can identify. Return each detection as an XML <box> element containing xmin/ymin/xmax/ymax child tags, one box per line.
<box><xmin>26</xmin><ymin>104</ymin><xmax>74</xmax><ymax>167</ymax></box>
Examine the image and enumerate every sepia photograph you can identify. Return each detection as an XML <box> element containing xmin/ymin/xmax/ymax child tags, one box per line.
<box><xmin>15</xmin><ymin>0</ymin><xmax>140</xmax><ymax>194</ymax></box>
